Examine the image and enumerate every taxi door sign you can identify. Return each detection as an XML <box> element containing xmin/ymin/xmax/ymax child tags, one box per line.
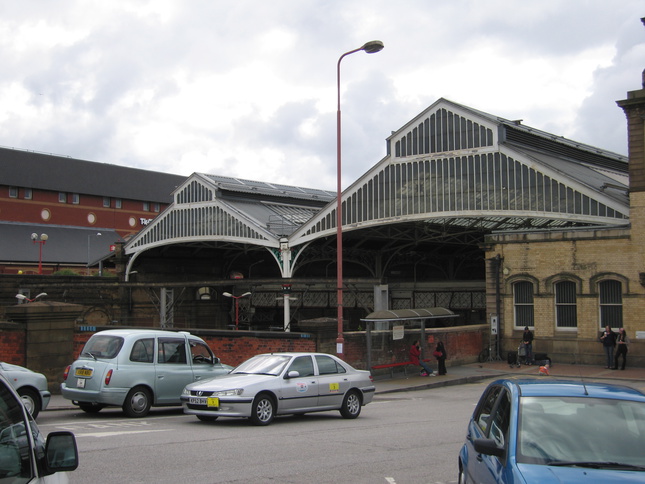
<box><xmin>329</xmin><ymin>382</ymin><xmax>340</xmax><ymax>393</ymax></box>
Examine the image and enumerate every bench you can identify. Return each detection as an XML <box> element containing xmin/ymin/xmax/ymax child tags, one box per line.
<box><xmin>371</xmin><ymin>359</ymin><xmax>433</xmax><ymax>378</ymax></box>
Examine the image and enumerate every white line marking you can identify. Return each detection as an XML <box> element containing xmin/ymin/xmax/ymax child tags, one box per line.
<box><xmin>74</xmin><ymin>429</ymin><xmax>171</xmax><ymax>438</ymax></box>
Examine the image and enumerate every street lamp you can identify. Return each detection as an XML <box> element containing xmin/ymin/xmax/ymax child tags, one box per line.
<box><xmin>87</xmin><ymin>232</ymin><xmax>102</xmax><ymax>275</ymax></box>
<box><xmin>30</xmin><ymin>233</ymin><xmax>48</xmax><ymax>275</ymax></box>
<box><xmin>336</xmin><ymin>40</ymin><xmax>384</xmax><ymax>357</ymax></box>
<box><xmin>222</xmin><ymin>291</ymin><xmax>252</xmax><ymax>330</ymax></box>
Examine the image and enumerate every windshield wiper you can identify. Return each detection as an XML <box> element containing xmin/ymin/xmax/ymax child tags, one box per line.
<box><xmin>549</xmin><ymin>461</ymin><xmax>645</xmax><ymax>471</ymax></box>
<box><xmin>82</xmin><ymin>351</ymin><xmax>97</xmax><ymax>360</ymax></box>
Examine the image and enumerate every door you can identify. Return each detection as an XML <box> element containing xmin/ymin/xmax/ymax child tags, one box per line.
<box><xmin>314</xmin><ymin>354</ymin><xmax>350</xmax><ymax>409</ymax></box>
<box><xmin>279</xmin><ymin>355</ymin><xmax>318</xmax><ymax>412</ymax></box>
<box><xmin>155</xmin><ymin>337</ymin><xmax>194</xmax><ymax>404</ymax></box>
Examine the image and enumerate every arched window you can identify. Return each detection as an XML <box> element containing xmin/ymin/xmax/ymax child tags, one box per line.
<box><xmin>555</xmin><ymin>281</ymin><xmax>577</xmax><ymax>328</ymax></box>
<box><xmin>513</xmin><ymin>281</ymin><xmax>534</xmax><ymax>327</ymax></box>
<box><xmin>599</xmin><ymin>280</ymin><xmax>622</xmax><ymax>328</ymax></box>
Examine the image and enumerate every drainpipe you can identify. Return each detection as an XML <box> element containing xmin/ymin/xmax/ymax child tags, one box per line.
<box><xmin>494</xmin><ymin>254</ymin><xmax>502</xmax><ymax>359</ymax></box>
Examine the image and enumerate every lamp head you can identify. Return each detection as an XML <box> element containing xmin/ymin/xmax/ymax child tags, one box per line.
<box><xmin>31</xmin><ymin>233</ymin><xmax>38</xmax><ymax>241</ymax></box>
<box><xmin>361</xmin><ymin>40</ymin><xmax>384</xmax><ymax>54</ymax></box>
<box><xmin>240</xmin><ymin>292</ymin><xmax>252</xmax><ymax>297</ymax></box>
<box><xmin>222</xmin><ymin>292</ymin><xmax>233</xmax><ymax>298</ymax></box>
<box><xmin>41</xmin><ymin>234</ymin><xmax>48</xmax><ymax>241</ymax></box>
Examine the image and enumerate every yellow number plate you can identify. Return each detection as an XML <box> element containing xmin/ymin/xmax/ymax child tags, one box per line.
<box><xmin>75</xmin><ymin>368</ymin><xmax>93</xmax><ymax>377</ymax></box>
<box><xmin>207</xmin><ymin>397</ymin><xmax>219</xmax><ymax>408</ymax></box>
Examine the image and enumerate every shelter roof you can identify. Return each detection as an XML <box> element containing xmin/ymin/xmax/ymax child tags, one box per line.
<box><xmin>0</xmin><ymin>222</ymin><xmax>120</xmax><ymax>265</ymax></box>
<box><xmin>361</xmin><ymin>308</ymin><xmax>457</xmax><ymax>321</ymax></box>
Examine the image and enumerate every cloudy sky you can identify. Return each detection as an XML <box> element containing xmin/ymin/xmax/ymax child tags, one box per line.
<box><xmin>1</xmin><ymin>1</ymin><xmax>643</xmax><ymax>191</ymax></box>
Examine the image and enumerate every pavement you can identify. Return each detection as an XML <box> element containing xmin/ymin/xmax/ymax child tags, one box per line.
<box><xmin>45</xmin><ymin>360</ymin><xmax>645</xmax><ymax>411</ymax></box>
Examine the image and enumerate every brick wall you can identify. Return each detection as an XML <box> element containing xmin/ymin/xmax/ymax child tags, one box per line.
<box><xmin>0</xmin><ymin>323</ymin><xmax>25</xmax><ymax>364</ymax></box>
<box><xmin>487</xmin><ymin>226</ymin><xmax>645</xmax><ymax>367</ymax></box>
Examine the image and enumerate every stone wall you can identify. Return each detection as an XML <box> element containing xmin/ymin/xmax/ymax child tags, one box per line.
<box><xmin>487</xmin><ymin>226</ymin><xmax>645</xmax><ymax>367</ymax></box>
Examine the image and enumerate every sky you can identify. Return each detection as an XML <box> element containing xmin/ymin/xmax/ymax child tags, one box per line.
<box><xmin>1</xmin><ymin>1</ymin><xmax>643</xmax><ymax>192</ymax></box>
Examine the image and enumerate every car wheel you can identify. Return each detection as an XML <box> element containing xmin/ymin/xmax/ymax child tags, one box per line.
<box><xmin>122</xmin><ymin>386</ymin><xmax>152</xmax><ymax>418</ymax></box>
<box><xmin>339</xmin><ymin>390</ymin><xmax>362</xmax><ymax>419</ymax></box>
<box><xmin>18</xmin><ymin>388</ymin><xmax>41</xmax><ymax>419</ymax></box>
<box><xmin>78</xmin><ymin>402</ymin><xmax>105</xmax><ymax>413</ymax></box>
<box><xmin>250</xmin><ymin>393</ymin><xmax>274</xmax><ymax>426</ymax></box>
<box><xmin>197</xmin><ymin>415</ymin><xmax>219</xmax><ymax>422</ymax></box>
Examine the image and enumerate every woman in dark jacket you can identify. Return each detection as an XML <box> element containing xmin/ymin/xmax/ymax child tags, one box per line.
<box><xmin>434</xmin><ymin>341</ymin><xmax>447</xmax><ymax>375</ymax></box>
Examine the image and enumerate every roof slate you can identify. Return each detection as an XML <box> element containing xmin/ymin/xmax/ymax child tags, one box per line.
<box><xmin>0</xmin><ymin>146</ymin><xmax>185</xmax><ymax>203</ymax></box>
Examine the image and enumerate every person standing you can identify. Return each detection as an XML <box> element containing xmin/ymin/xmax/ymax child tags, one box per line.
<box><xmin>600</xmin><ymin>325</ymin><xmax>617</xmax><ymax>369</ymax></box>
<box><xmin>522</xmin><ymin>326</ymin><xmax>534</xmax><ymax>365</ymax></box>
<box><xmin>614</xmin><ymin>327</ymin><xmax>630</xmax><ymax>370</ymax></box>
<box><xmin>410</xmin><ymin>340</ymin><xmax>435</xmax><ymax>377</ymax></box>
<box><xmin>434</xmin><ymin>341</ymin><xmax>447</xmax><ymax>375</ymax></box>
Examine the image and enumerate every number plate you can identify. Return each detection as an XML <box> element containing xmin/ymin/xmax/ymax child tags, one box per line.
<box><xmin>189</xmin><ymin>396</ymin><xmax>219</xmax><ymax>408</ymax></box>
<box><xmin>75</xmin><ymin>368</ymin><xmax>93</xmax><ymax>377</ymax></box>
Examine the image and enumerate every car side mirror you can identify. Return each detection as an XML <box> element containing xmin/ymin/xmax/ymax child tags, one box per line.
<box><xmin>473</xmin><ymin>438</ymin><xmax>505</xmax><ymax>458</ymax></box>
<box><xmin>43</xmin><ymin>431</ymin><xmax>79</xmax><ymax>474</ymax></box>
<box><xmin>213</xmin><ymin>357</ymin><xmax>219</xmax><ymax>364</ymax></box>
<box><xmin>285</xmin><ymin>370</ymin><xmax>300</xmax><ymax>379</ymax></box>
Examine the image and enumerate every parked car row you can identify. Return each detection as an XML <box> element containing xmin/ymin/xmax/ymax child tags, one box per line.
<box><xmin>60</xmin><ymin>329</ymin><xmax>376</xmax><ymax>425</ymax></box>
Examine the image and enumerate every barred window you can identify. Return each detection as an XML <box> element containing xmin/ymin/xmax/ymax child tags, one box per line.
<box><xmin>555</xmin><ymin>281</ymin><xmax>577</xmax><ymax>328</ymax></box>
<box><xmin>599</xmin><ymin>280</ymin><xmax>622</xmax><ymax>328</ymax></box>
<box><xmin>513</xmin><ymin>281</ymin><xmax>534</xmax><ymax>327</ymax></box>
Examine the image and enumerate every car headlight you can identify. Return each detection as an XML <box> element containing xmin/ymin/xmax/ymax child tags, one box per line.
<box><xmin>213</xmin><ymin>389</ymin><xmax>244</xmax><ymax>397</ymax></box>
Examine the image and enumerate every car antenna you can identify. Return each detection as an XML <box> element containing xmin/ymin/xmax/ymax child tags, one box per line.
<box><xmin>577</xmin><ymin>360</ymin><xmax>589</xmax><ymax>395</ymax></box>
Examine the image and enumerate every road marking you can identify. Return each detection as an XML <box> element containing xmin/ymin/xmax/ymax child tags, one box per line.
<box><xmin>385</xmin><ymin>478</ymin><xmax>396</xmax><ymax>483</ymax></box>
<box><xmin>74</xmin><ymin>429</ymin><xmax>171</xmax><ymax>438</ymax></box>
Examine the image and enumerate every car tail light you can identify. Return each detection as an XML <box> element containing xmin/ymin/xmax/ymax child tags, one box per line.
<box><xmin>63</xmin><ymin>366</ymin><xmax>70</xmax><ymax>381</ymax></box>
<box><xmin>105</xmin><ymin>369</ymin><xmax>113</xmax><ymax>385</ymax></box>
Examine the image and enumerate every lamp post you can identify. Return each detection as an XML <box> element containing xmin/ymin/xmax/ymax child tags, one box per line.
<box><xmin>222</xmin><ymin>291</ymin><xmax>252</xmax><ymax>330</ymax></box>
<box><xmin>87</xmin><ymin>232</ymin><xmax>102</xmax><ymax>275</ymax></box>
<box><xmin>336</xmin><ymin>40</ymin><xmax>384</xmax><ymax>357</ymax></box>
<box><xmin>30</xmin><ymin>233</ymin><xmax>48</xmax><ymax>275</ymax></box>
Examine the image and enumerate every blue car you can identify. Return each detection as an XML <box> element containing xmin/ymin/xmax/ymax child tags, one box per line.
<box><xmin>459</xmin><ymin>379</ymin><xmax>645</xmax><ymax>483</ymax></box>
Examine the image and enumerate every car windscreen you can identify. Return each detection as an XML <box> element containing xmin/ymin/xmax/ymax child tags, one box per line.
<box><xmin>231</xmin><ymin>355</ymin><xmax>290</xmax><ymax>376</ymax></box>
<box><xmin>81</xmin><ymin>335</ymin><xmax>125</xmax><ymax>359</ymax></box>
<box><xmin>517</xmin><ymin>395</ymin><xmax>645</xmax><ymax>467</ymax></box>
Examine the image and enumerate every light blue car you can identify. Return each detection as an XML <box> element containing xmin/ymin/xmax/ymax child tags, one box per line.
<box><xmin>61</xmin><ymin>329</ymin><xmax>232</xmax><ymax>417</ymax></box>
<box><xmin>459</xmin><ymin>379</ymin><xmax>645</xmax><ymax>483</ymax></box>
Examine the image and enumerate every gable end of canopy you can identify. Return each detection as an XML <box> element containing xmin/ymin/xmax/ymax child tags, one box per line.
<box><xmin>290</xmin><ymin>99</ymin><xmax>629</xmax><ymax>246</ymax></box>
<box><xmin>125</xmin><ymin>174</ymin><xmax>281</xmax><ymax>255</ymax></box>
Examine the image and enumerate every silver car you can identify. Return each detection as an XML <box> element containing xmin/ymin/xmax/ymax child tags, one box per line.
<box><xmin>0</xmin><ymin>362</ymin><xmax>51</xmax><ymax>419</ymax></box>
<box><xmin>61</xmin><ymin>329</ymin><xmax>232</xmax><ymax>417</ymax></box>
<box><xmin>0</xmin><ymin>373</ymin><xmax>78</xmax><ymax>482</ymax></box>
<box><xmin>181</xmin><ymin>352</ymin><xmax>376</xmax><ymax>425</ymax></box>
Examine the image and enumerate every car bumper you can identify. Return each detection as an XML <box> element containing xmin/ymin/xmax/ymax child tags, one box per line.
<box><xmin>60</xmin><ymin>383</ymin><xmax>128</xmax><ymax>406</ymax></box>
<box><xmin>181</xmin><ymin>396</ymin><xmax>254</xmax><ymax>418</ymax></box>
<box><xmin>360</xmin><ymin>386</ymin><xmax>376</xmax><ymax>404</ymax></box>
<box><xmin>40</xmin><ymin>390</ymin><xmax>51</xmax><ymax>411</ymax></box>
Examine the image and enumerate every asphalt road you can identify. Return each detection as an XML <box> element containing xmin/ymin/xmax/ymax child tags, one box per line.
<box><xmin>36</xmin><ymin>380</ymin><xmax>493</xmax><ymax>484</ymax></box>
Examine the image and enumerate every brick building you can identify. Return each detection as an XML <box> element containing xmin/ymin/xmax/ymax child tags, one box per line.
<box><xmin>0</xmin><ymin>148</ymin><xmax>185</xmax><ymax>274</ymax></box>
